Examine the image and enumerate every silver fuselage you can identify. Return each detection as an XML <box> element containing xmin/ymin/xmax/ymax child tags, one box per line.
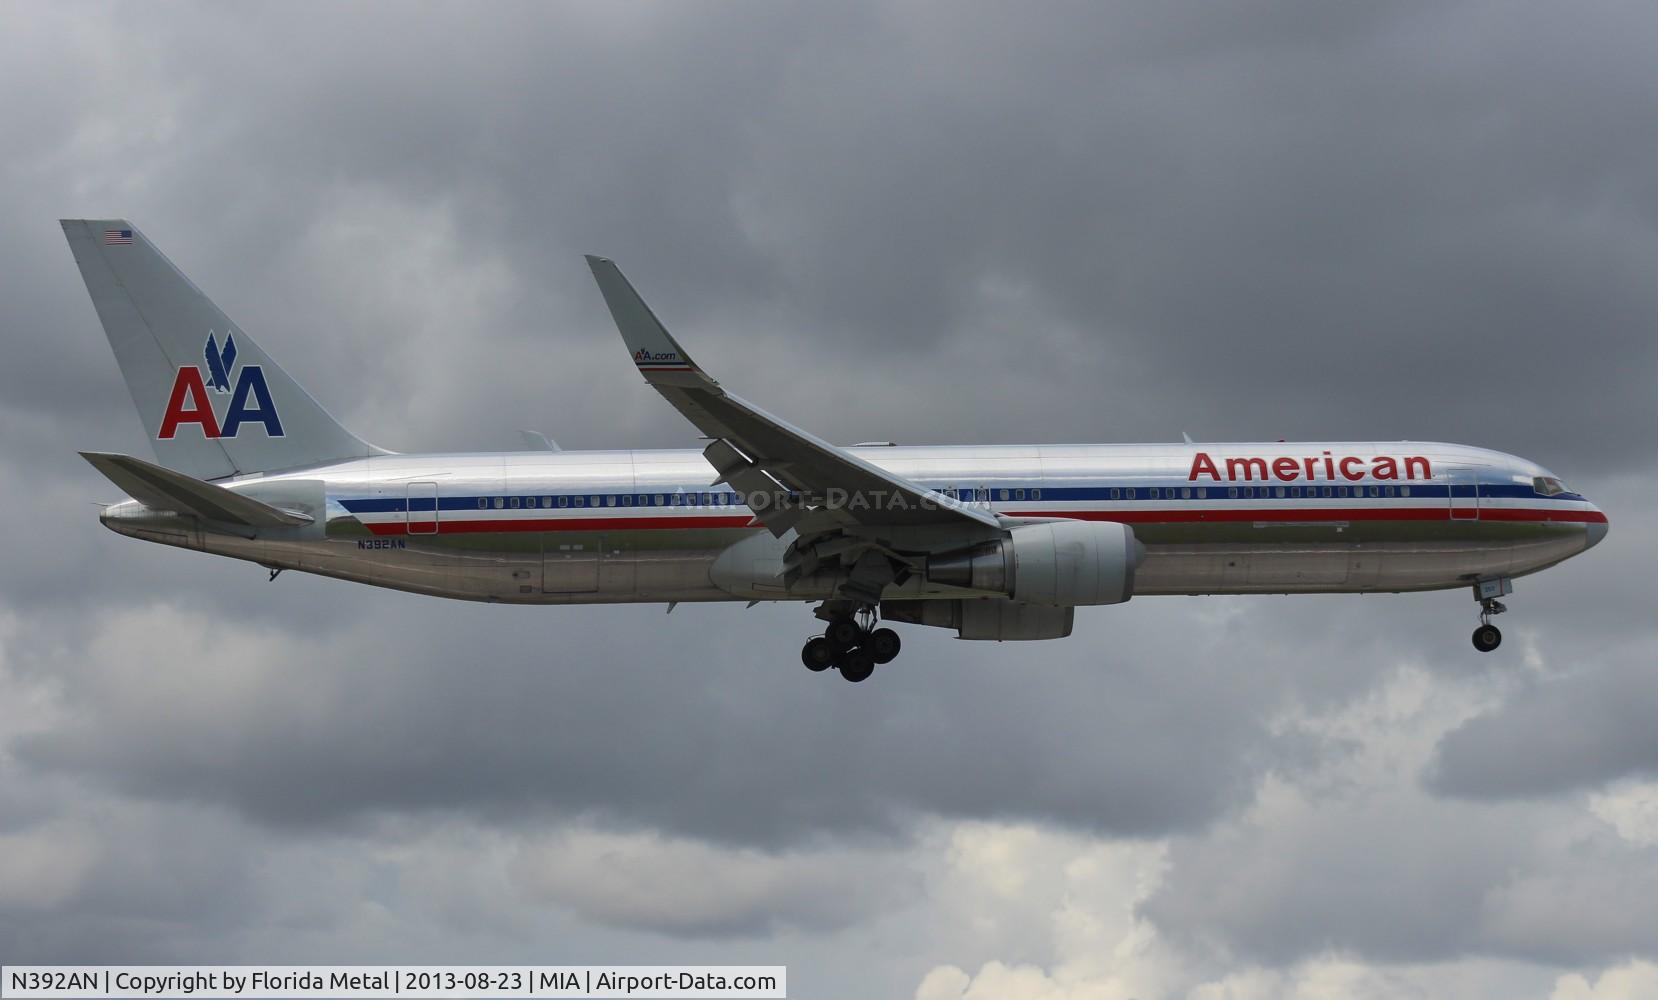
<box><xmin>98</xmin><ymin>440</ymin><xmax>1606</xmax><ymax>605</ymax></box>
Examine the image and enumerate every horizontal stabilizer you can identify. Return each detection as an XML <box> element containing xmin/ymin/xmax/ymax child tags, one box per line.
<box><xmin>80</xmin><ymin>452</ymin><xmax>313</xmax><ymax>528</ymax></box>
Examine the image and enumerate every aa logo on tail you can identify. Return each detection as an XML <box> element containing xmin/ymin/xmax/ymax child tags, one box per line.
<box><xmin>158</xmin><ymin>331</ymin><xmax>285</xmax><ymax>439</ymax></box>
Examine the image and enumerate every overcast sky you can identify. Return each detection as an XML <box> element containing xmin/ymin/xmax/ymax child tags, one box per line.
<box><xmin>3</xmin><ymin>2</ymin><xmax>1658</xmax><ymax>997</ymax></box>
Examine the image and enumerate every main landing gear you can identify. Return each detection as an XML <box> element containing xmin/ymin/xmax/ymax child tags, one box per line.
<box><xmin>800</xmin><ymin>605</ymin><xmax>901</xmax><ymax>683</ymax></box>
<box><xmin>1470</xmin><ymin>578</ymin><xmax>1512</xmax><ymax>653</ymax></box>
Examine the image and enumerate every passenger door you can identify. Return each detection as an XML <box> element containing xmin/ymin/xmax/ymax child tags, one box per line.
<box><xmin>406</xmin><ymin>482</ymin><xmax>439</xmax><ymax>535</ymax></box>
<box><xmin>1449</xmin><ymin>479</ymin><xmax>1481</xmax><ymax>521</ymax></box>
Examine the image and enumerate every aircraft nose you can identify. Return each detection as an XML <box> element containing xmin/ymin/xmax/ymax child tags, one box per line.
<box><xmin>1585</xmin><ymin>509</ymin><xmax>1609</xmax><ymax>550</ymax></box>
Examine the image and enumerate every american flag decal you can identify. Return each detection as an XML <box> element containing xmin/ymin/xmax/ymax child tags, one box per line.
<box><xmin>103</xmin><ymin>229</ymin><xmax>133</xmax><ymax>245</ymax></box>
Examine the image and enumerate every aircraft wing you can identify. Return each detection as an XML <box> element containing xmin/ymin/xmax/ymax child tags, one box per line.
<box><xmin>586</xmin><ymin>256</ymin><xmax>1001</xmax><ymax>542</ymax></box>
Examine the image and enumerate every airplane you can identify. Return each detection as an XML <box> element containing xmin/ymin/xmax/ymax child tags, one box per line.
<box><xmin>62</xmin><ymin>220</ymin><xmax>1609</xmax><ymax>683</ymax></box>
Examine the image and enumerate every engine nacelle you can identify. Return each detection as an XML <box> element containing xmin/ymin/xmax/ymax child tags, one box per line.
<box><xmin>882</xmin><ymin>598</ymin><xmax>1074</xmax><ymax>641</ymax></box>
<box><xmin>926</xmin><ymin>520</ymin><xmax>1142</xmax><ymax>606</ymax></box>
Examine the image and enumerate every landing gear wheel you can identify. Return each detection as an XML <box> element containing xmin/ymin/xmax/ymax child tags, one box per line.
<box><xmin>801</xmin><ymin>636</ymin><xmax>837</xmax><ymax>671</ymax></box>
<box><xmin>1471</xmin><ymin>585</ymin><xmax>1509</xmax><ymax>653</ymax></box>
<box><xmin>825</xmin><ymin>617</ymin><xmax>863</xmax><ymax>649</ymax></box>
<box><xmin>839</xmin><ymin>647</ymin><xmax>876</xmax><ymax>683</ymax></box>
<box><xmin>867</xmin><ymin>627</ymin><xmax>901</xmax><ymax>664</ymax></box>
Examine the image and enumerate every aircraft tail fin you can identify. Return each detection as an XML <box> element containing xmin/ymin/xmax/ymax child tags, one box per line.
<box><xmin>61</xmin><ymin>220</ymin><xmax>384</xmax><ymax>480</ymax></box>
<box><xmin>80</xmin><ymin>452</ymin><xmax>313</xmax><ymax>527</ymax></box>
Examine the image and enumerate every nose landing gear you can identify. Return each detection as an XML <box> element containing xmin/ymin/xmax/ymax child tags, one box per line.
<box><xmin>1470</xmin><ymin>578</ymin><xmax>1512</xmax><ymax>653</ymax></box>
<box><xmin>799</xmin><ymin>603</ymin><xmax>902</xmax><ymax>682</ymax></box>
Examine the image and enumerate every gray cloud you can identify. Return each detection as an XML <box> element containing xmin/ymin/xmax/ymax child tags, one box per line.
<box><xmin>1427</xmin><ymin>645</ymin><xmax>1658</xmax><ymax>801</ymax></box>
<box><xmin>510</xmin><ymin>828</ymin><xmax>915</xmax><ymax>938</ymax></box>
<box><xmin>11</xmin><ymin>594</ymin><xmax>1284</xmax><ymax>845</ymax></box>
<box><xmin>1144</xmin><ymin>666</ymin><xmax>1658</xmax><ymax>969</ymax></box>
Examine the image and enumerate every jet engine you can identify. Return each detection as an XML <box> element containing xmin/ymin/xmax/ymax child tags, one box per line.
<box><xmin>926</xmin><ymin>520</ymin><xmax>1143</xmax><ymax>607</ymax></box>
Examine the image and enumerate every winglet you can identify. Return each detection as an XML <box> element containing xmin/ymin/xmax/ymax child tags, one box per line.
<box><xmin>585</xmin><ymin>256</ymin><xmax>713</xmax><ymax>387</ymax></box>
<box><xmin>81</xmin><ymin>451</ymin><xmax>312</xmax><ymax>527</ymax></box>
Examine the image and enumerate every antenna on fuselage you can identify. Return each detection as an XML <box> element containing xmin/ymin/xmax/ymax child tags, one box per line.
<box><xmin>519</xmin><ymin>430</ymin><xmax>561</xmax><ymax>452</ymax></box>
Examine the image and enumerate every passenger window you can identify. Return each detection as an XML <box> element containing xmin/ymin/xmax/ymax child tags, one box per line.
<box><xmin>1150</xmin><ymin>488</ymin><xmax>1160</xmax><ymax>499</ymax></box>
<box><xmin>1228</xmin><ymin>487</ymin><xmax>1238</xmax><ymax>499</ymax></box>
<box><xmin>999</xmin><ymin>489</ymin><xmax>1010</xmax><ymax>501</ymax></box>
<box><xmin>493</xmin><ymin>497</ymin><xmax>505</xmax><ymax>509</ymax></box>
<box><xmin>1290</xmin><ymin>487</ymin><xmax>1301</xmax><ymax>498</ymax></box>
<box><xmin>1032</xmin><ymin>488</ymin><xmax>1042</xmax><ymax>500</ymax></box>
<box><xmin>1110</xmin><ymin>488</ymin><xmax>1121</xmax><ymax>500</ymax></box>
<box><xmin>1125</xmin><ymin>488</ymin><xmax>1136</xmax><ymax>499</ymax></box>
<box><xmin>1400</xmin><ymin>486</ymin><xmax>1411</xmax><ymax>497</ymax></box>
<box><xmin>509</xmin><ymin>497</ymin><xmax>520</xmax><ymax>509</ymax></box>
<box><xmin>1197</xmin><ymin>488</ymin><xmax>1207</xmax><ymax>499</ymax></box>
<box><xmin>655</xmin><ymin>494</ymin><xmax>665</xmax><ymax>506</ymax></box>
<box><xmin>604</xmin><ymin>495</ymin><xmax>615</xmax><ymax>507</ymax></box>
<box><xmin>1322</xmin><ymin>486</ymin><xmax>1332</xmax><ymax>498</ymax></box>
<box><xmin>621</xmin><ymin>495</ymin><xmax>632</xmax><ymax>507</ymax></box>
<box><xmin>1014</xmin><ymin>489</ymin><xmax>1026</xmax><ymax>500</ymax></box>
<box><xmin>477</xmin><ymin>498</ymin><xmax>487</xmax><ymax>509</ymax></box>
<box><xmin>1384</xmin><ymin>486</ymin><xmax>1396</xmax><ymax>497</ymax></box>
<box><xmin>1337</xmin><ymin>486</ymin><xmax>1348</xmax><ymax>497</ymax></box>
<box><xmin>1370</xmin><ymin>486</ymin><xmax>1380</xmax><ymax>497</ymax></box>
<box><xmin>558</xmin><ymin>496</ymin><xmax>568</xmax><ymax>508</ymax></box>
<box><xmin>1275</xmin><ymin>487</ymin><xmax>1286</xmax><ymax>498</ymax></box>
<box><xmin>1180</xmin><ymin>487</ymin><xmax>1191</xmax><ymax>499</ymax></box>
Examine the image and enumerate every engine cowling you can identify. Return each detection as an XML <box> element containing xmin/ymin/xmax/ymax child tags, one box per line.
<box><xmin>927</xmin><ymin>520</ymin><xmax>1143</xmax><ymax>607</ymax></box>
<box><xmin>881</xmin><ymin>598</ymin><xmax>1074</xmax><ymax>641</ymax></box>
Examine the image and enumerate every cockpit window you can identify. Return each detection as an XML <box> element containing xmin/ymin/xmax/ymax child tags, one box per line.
<box><xmin>1533</xmin><ymin>476</ymin><xmax>1569</xmax><ymax>496</ymax></box>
